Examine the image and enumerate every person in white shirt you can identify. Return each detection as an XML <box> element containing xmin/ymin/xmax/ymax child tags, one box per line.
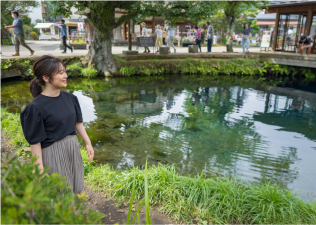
<box><xmin>141</xmin><ymin>22</ymin><xmax>150</xmax><ymax>53</ymax></box>
<box><xmin>286</xmin><ymin>27</ymin><xmax>293</xmax><ymax>47</ymax></box>
<box><xmin>151</xmin><ymin>24</ymin><xmax>163</xmax><ymax>53</ymax></box>
<box><xmin>167</xmin><ymin>22</ymin><xmax>176</xmax><ymax>53</ymax></box>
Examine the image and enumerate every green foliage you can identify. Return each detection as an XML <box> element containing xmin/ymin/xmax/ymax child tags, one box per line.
<box><xmin>85</xmin><ymin>162</ymin><xmax>316</xmax><ymax>224</ymax></box>
<box><xmin>222</xmin><ymin>36</ymin><xmax>227</xmax><ymax>45</ymax></box>
<box><xmin>82</xmin><ymin>67</ymin><xmax>98</xmax><ymax>78</ymax></box>
<box><xmin>1</xmin><ymin>154</ymin><xmax>104</xmax><ymax>224</ymax></box>
<box><xmin>250</xmin><ymin>19</ymin><xmax>260</xmax><ymax>34</ymax></box>
<box><xmin>71</xmin><ymin>39</ymin><xmax>85</xmax><ymax>44</ymax></box>
<box><xmin>67</xmin><ymin>63</ymin><xmax>83</xmax><ymax>77</ymax></box>
<box><xmin>1</xmin><ymin>108</ymin><xmax>30</xmax><ymax>156</ymax></box>
<box><xmin>113</xmin><ymin>56</ymin><xmax>127</xmax><ymax>64</ymax></box>
<box><xmin>1</xmin><ymin>59</ymin><xmax>13</xmax><ymax>70</ymax></box>
<box><xmin>120</xmin><ymin>66</ymin><xmax>138</xmax><ymax>76</ymax></box>
<box><xmin>29</xmin><ymin>31</ymin><xmax>38</xmax><ymax>40</ymax></box>
<box><xmin>20</xmin><ymin>15</ymin><xmax>32</xmax><ymax>26</ymax></box>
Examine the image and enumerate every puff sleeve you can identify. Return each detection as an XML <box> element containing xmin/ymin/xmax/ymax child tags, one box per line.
<box><xmin>20</xmin><ymin>104</ymin><xmax>47</xmax><ymax>145</ymax></box>
<box><xmin>73</xmin><ymin>95</ymin><xmax>83</xmax><ymax>122</ymax></box>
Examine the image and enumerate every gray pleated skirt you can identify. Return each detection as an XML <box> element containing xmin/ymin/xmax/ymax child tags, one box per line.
<box><xmin>42</xmin><ymin>135</ymin><xmax>84</xmax><ymax>195</ymax></box>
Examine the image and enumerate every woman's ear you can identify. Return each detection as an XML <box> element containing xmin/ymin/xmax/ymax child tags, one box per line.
<box><xmin>42</xmin><ymin>75</ymin><xmax>50</xmax><ymax>83</ymax></box>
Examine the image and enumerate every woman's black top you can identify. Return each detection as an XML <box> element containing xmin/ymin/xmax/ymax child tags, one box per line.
<box><xmin>242</xmin><ymin>28</ymin><xmax>251</xmax><ymax>36</ymax></box>
<box><xmin>20</xmin><ymin>91</ymin><xmax>83</xmax><ymax>148</ymax></box>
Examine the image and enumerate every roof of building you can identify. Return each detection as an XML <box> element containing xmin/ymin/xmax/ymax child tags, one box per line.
<box><xmin>263</xmin><ymin>0</ymin><xmax>316</xmax><ymax>8</ymax></box>
<box><xmin>34</xmin><ymin>23</ymin><xmax>55</xmax><ymax>28</ymax></box>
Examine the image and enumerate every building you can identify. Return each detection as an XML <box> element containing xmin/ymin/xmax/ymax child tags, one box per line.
<box><xmin>263</xmin><ymin>1</ymin><xmax>316</xmax><ymax>53</ymax></box>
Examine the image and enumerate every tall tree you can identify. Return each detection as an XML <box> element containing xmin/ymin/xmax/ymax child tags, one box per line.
<box><xmin>50</xmin><ymin>1</ymin><xmax>217</xmax><ymax>75</ymax></box>
<box><xmin>218</xmin><ymin>1</ymin><xmax>267</xmax><ymax>52</ymax></box>
<box><xmin>1</xmin><ymin>1</ymin><xmax>39</xmax><ymax>27</ymax></box>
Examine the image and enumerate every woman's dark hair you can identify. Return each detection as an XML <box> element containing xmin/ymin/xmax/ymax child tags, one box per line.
<box><xmin>195</xmin><ymin>26</ymin><xmax>199</xmax><ymax>29</ymax></box>
<box><xmin>30</xmin><ymin>55</ymin><xmax>65</xmax><ymax>98</ymax></box>
<box><xmin>244</xmin><ymin>23</ymin><xmax>248</xmax><ymax>29</ymax></box>
<box><xmin>60</xmin><ymin>19</ymin><xmax>65</xmax><ymax>23</ymax></box>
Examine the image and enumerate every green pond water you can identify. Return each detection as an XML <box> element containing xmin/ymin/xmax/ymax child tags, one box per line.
<box><xmin>2</xmin><ymin>76</ymin><xmax>316</xmax><ymax>201</ymax></box>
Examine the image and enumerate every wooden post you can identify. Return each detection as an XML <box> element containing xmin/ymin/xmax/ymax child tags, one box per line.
<box><xmin>305</xmin><ymin>7</ymin><xmax>313</xmax><ymax>36</ymax></box>
<box><xmin>272</xmin><ymin>9</ymin><xmax>280</xmax><ymax>52</ymax></box>
<box><xmin>128</xmin><ymin>20</ymin><xmax>132</xmax><ymax>50</ymax></box>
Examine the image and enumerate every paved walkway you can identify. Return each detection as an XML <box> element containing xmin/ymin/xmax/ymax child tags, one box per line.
<box><xmin>1</xmin><ymin>40</ymin><xmax>262</xmax><ymax>60</ymax></box>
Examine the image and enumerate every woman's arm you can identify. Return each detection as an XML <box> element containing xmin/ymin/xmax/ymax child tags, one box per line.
<box><xmin>31</xmin><ymin>143</ymin><xmax>44</xmax><ymax>174</ymax></box>
<box><xmin>75</xmin><ymin>122</ymin><xmax>94</xmax><ymax>162</ymax></box>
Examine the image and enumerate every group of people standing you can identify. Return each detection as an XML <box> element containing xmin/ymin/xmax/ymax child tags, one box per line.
<box><xmin>141</xmin><ymin>21</ymin><xmax>176</xmax><ymax>54</ymax></box>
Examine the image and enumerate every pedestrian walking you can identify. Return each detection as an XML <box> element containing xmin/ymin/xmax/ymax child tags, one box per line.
<box><xmin>20</xmin><ymin>55</ymin><xmax>94</xmax><ymax>196</ymax></box>
<box><xmin>4</xmin><ymin>11</ymin><xmax>34</xmax><ymax>56</ymax></box>
<box><xmin>206</xmin><ymin>22</ymin><xmax>214</xmax><ymax>53</ymax></box>
<box><xmin>194</xmin><ymin>26</ymin><xmax>202</xmax><ymax>53</ymax></box>
<box><xmin>167</xmin><ymin>22</ymin><xmax>176</xmax><ymax>53</ymax></box>
<box><xmin>141</xmin><ymin>22</ymin><xmax>150</xmax><ymax>53</ymax></box>
<box><xmin>242</xmin><ymin>23</ymin><xmax>251</xmax><ymax>53</ymax></box>
<box><xmin>161</xmin><ymin>24</ymin><xmax>167</xmax><ymax>45</ymax></box>
<box><xmin>56</xmin><ymin>19</ymin><xmax>73</xmax><ymax>54</ymax></box>
<box><xmin>151</xmin><ymin>24</ymin><xmax>163</xmax><ymax>53</ymax></box>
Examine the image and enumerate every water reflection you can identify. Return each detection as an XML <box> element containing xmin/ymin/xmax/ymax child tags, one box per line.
<box><xmin>1</xmin><ymin>76</ymin><xmax>316</xmax><ymax>200</ymax></box>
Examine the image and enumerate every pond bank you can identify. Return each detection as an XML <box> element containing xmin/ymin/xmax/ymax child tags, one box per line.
<box><xmin>2</xmin><ymin>107</ymin><xmax>316</xmax><ymax>224</ymax></box>
<box><xmin>2</xmin><ymin>52</ymin><xmax>316</xmax><ymax>79</ymax></box>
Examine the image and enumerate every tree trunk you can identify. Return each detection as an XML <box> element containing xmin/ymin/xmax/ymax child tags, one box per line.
<box><xmin>85</xmin><ymin>28</ymin><xmax>116</xmax><ymax>76</ymax></box>
<box><xmin>226</xmin><ymin>16</ymin><xmax>235</xmax><ymax>53</ymax></box>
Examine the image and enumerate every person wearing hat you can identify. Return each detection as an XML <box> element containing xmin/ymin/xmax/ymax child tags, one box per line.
<box><xmin>298</xmin><ymin>35</ymin><xmax>313</xmax><ymax>55</ymax></box>
<box><xmin>151</xmin><ymin>24</ymin><xmax>163</xmax><ymax>53</ymax></box>
<box><xmin>141</xmin><ymin>22</ymin><xmax>150</xmax><ymax>53</ymax></box>
<box><xmin>4</xmin><ymin>11</ymin><xmax>35</xmax><ymax>56</ymax></box>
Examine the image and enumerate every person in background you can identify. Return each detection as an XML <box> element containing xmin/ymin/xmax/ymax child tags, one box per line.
<box><xmin>56</xmin><ymin>19</ymin><xmax>73</xmax><ymax>54</ymax></box>
<box><xmin>20</xmin><ymin>55</ymin><xmax>94</xmax><ymax>196</ymax></box>
<box><xmin>232</xmin><ymin>33</ymin><xmax>236</xmax><ymax>43</ymax></box>
<box><xmin>161</xmin><ymin>24</ymin><xmax>167</xmax><ymax>45</ymax></box>
<box><xmin>194</xmin><ymin>26</ymin><xmax>202</xmax><ymax>53</ymax></box>
<box><xmin>4</xmin><ymin>10</ymin><xmax>34</xmax><ymax>56</ymax></box>
<box><xmin>167</xmin><ymin>22</ymin><xmax>176</xmax><ymax>53</ymax></box>
<box><xmin>151</xmin><ymin>24</ymin><xmax>163</xmax><ymax>53</ymax></box>
<box><xmin>298</xmin><ymin>35</ymin><xmax>313</xmax><ymax>55</ymax></box>
<box><xmin>141</xmin><ymin>22</ymin><xmax>150</xmax><ymax>53</ymax></box>
<box><xmin>205</xmin><ymin>22</ymin><xmax>214</xmax><ymax>53</ymax></box>
<box><xmin>242</xmin><ymin>23</ymin><xmax>251</xmax><ymax>53</ymax></box>
<box><xmin>286</xmin><ymin>27</ymin><xmax>293</xmax><ymax>47</ymax></box>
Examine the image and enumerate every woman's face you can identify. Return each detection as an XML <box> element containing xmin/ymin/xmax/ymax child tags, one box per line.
<box><xmin>50</xmin><ymin>64</ymin><xmax>68</xmax><ymax>89</ymax></box>
<box><xmin>245</xmin><ymin>24</ymin><xmax>248</xmax><ymax>29</ymax></box>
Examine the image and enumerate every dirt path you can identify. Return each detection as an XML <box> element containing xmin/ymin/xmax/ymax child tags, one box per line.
<box><xmin>1</xmin><ymin>134</ymin><xmax>174</xmax><ymax>224</ymax></box>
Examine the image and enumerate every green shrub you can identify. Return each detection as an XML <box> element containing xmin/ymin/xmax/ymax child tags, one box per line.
<box><xmin>72</xmin><ymin>39</ymin><xmax>85</xmax><ymax>44</ymax></box>
<box><xmin>223</xmin><ymin>35</ymin><xmax>227</xmax><ymax>45</ymax></box>
<box><xmin>67</xmin><ymin>63</ymin><xmax>83</xmax><ymax>77</ymax></box>
<box><xmin>1</xmin><ymin>59</ymin><xmax>13</xmax><ymax>70</ymax></box>
<box><xmin>82</xmin><ymin>67</ymin><xmax>98</xmax><ymax>78</ymax></box>
<box><xmin>183</xmin><ymin>39</ymin><xmax>190</xmax><ymax>43</ymax></box>
<box><xmin>29</xmin><ymin>31</ymin><xmax>38</xmax><ymax>40</ymax></box>
<box><xmin>1</xmin><ymin>154</ymin><xmax>104</xmax><ymax>224</ymax></box>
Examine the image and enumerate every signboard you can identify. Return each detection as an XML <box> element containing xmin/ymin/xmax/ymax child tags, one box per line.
<box><xmin>261</xmin><ymin>31</ymin><xmax>271</xmax><ymax>48</ymax></box>
<box><xmin>137</xmin><ymin>37</ymin><xmax>155</xmax><ymax>47</ymax></box>
<box><xmin>78</xmin><ymin>22</ymin><xmax>84</xmax><ymax>31</ymax></box>
<box><xmin>1</xmin><ymin>29</ymin><xmax>8</xmax><ymax>39</ymax></box>
<box><xmin>252</xmin><ymin>40</ymin><xmax>256</xmax><ymax>44</ymax></box>
<box><xmin>135</xmin><ymin>25</ymin><xmax>140</xmax><ymax>33</ymax></box>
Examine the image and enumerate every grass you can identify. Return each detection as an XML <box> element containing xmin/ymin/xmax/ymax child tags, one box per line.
<box><xmin>2</xmin><ymin>107</ymin><xmax>316</xmax><ymax>224</ymax></box>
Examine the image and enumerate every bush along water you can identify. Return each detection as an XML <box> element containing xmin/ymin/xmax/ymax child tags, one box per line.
<box><xmin>1</xmin><ymin>153</ymin><xmax>104</xmax><ymax>224</ymax></box>
<box><xmin>2</xmin><ymin>108</ymin><xmax>316</xmax><ymax>224</ymax></box>
<box><xmin>117</xmin><ymin>58</ymin><xmax>316</xmax><ymax>80</ymax></box>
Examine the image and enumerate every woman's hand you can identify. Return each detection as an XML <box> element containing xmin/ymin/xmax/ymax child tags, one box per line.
<box><xmin>86</xmin><ymin>144</ymin><xmax>94</xmax><ymax>162</ymax></box>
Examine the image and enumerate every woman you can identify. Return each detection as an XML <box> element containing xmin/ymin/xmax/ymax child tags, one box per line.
<box><xmin>161</xmin><ymin>24</ymin><xmax>167</xmax><ymax>45</ymax></box>
<box><xmin>151</xmin><ymin>24</ymin><xmax>163</xmax><ymax>53</ymax></box>
<box><xmin>194</xmin><ymin>26</ymin><xmax>202</xmax><ymax>53</ymax></box>
<box><xmin>141</xmin><ymin>22</ymin><xmax>150</xmax><ymax>54</ymax></box>
<box><xmin>242</xmin><ymin>23</ymin><xmax>251</xmax><ymax>53</ymax></box>
<box><xmin>20</xmin><ymin>55</ymin><xmax>94</xmax><ymax>196</ymax></box>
